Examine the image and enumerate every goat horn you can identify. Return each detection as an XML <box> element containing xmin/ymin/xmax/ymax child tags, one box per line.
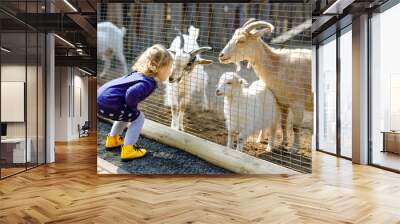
<box><xmin>189</xmin><ymin>47</ymin><xmax>212</xmax><ymax>58</ymax></box>
<box><xmin>244</xmin><ymin>21</ymin><xmax>274</xmax><ymax>34</ymax></box>
<box><xmin>174</xmin><ymin>27</ymin><xmax>184</xmax><ymax>49</ymax></box>
<box><xmin>242</xmin><ymin>18</ymin><xmax>256</xmax><ymax>27</ymax></box>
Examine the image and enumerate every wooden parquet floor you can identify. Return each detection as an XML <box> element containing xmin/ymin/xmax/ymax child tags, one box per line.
<box><xmin>1</xmin><ymin>134</ymin><xmax>400</xmax><ymax>224</ymax></box>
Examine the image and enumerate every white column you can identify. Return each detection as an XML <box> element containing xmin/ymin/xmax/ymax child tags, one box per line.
<box><xmin>46</xmin><ymin>33</ymin><xmax>55</xmax><ymax>163</ymax></box>
<box><xmin>352</xmin><ymin>14</ymin><xmax>369</xmax><ymax>164</ymax></box>
<box><xmin>45</xmin><ymin>1</ymin><xmax>55</xmax><ymax>163</ymax></box>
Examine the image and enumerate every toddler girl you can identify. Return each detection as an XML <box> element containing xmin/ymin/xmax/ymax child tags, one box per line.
<box><xmin>97</xmin><ymin>44</ymin><xmax>173</xmax><ymax>161</ymax></box>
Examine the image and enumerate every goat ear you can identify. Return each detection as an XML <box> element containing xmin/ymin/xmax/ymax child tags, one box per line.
<box><xmin>196</xmin><ymin>59</ymin><xmax>213</xmax><ymax>65</ymax></box>
<box><xmin>250</xmin><ymin>28</ymin><xmax>271</xmax><ymax>38</ymax></box>
<box><xmin>168</xmin><ymin>49</ymin><xmax>176</xmax><ymax>54</ymax></box>
<box><xmin>189</xmin><ymin>26</ymin><xmax>200</xmax><ymax>40</ymax></box>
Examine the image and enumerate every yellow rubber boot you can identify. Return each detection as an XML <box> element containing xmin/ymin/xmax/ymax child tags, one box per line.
<box><xmin>105</xmin><ymin>135</ymin><xmax>124</xmax><ymax>150</ymax></box>
<box><xmin>121</xmin><ymin>144</ymin><xmax>147</xmax><ymax>161</ymax></box>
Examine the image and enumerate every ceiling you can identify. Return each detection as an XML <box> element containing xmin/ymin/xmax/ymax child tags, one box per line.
<box><xmin>311</xmin><ymin>0</ymin><xmax>391</xmax><ymax>43</ymax></box>
<box><xmin>0</xmin><ymin>0</ymin><xmax>97</xmax><ymax>74</ymax></box>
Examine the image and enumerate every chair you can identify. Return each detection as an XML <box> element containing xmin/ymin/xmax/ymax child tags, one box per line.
<box><xmin>78</xmin><ymin>121</ymin><xmax>90</xmax><ymax>138</ymax></box>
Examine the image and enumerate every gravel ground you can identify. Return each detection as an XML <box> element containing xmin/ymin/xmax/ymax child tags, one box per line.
<box><xmin>97</xmin><ymin>120</ymin><xmax>232</xmax><ymax>175</ymax></box>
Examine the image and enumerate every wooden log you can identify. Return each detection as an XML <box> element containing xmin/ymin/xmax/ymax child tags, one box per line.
<box><xmin>141</xmin><ymin>119</ymin><xmax>298</xmax><ymax>175</ymax></box>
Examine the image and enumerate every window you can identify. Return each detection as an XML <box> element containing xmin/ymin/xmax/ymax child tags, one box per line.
<box><xmin>317</xmin><ymin>35</ymin><xmax>337</xmax><ymax>154</ymax></box>
<box><xmin>0</xmin><ymin>1</ymin><xmax>47</xmax><ymax>179</ymax></box>
<box><xmin>370</xmin><ymin>2</ymin><xmax>400</xmax><ymax>171</ymax></box>
<box><xmin>316</xmin><ymin>25</ymin><xmax>353</xmax><ymax>159</ymax></box>
<box><xmin>339</xmin><ymin>27</ymin><xmax>352</xmax><ymax>158</ymax></box>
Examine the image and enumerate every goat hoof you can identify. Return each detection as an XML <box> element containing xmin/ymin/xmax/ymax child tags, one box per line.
<box><xmin>278</xmin><ymin>145</ymin><xmax>288</xmax><ymax>151</ymax></box>
<box><xmin>290</xmin><ymin>147</ymin><xmax>299</xmax><ymax>154</ymax></box>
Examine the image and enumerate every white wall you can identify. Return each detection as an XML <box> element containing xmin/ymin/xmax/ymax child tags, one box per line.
<box><xmin>54</xmin><ymin>66</ymin><xmax>68</xmax><ymax>141</ymax></box>
<box><xmin>70</xmin><ymin>71</ymin><xmax>89</xmax><ymax>139</ymax></box>
<box><xmin>1</xmin><ymin>65</ymin><xmax>26</xmax><ymax>139</ymax></box>
<box><xmin>1</xmin><ymin>64</ymin><xmax>46</xmax><ymax>164</ymax></box>
<box><xmin>54</xmin><ymin>67</ymin><xmax>89</xmax><ymax>141</ymax></box>
<box><xmin>1</xmin><ymin>65</ymin><xmax>36</xmax><ymax>137</ymax></box>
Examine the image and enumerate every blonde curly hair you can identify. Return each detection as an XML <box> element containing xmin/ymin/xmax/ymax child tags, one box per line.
<box><xmin>132</xmin><ymin>44</ymin><xmax>173</xmax><ymax>76</ymax></box>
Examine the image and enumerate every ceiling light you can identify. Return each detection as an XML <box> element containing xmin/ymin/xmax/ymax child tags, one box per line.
<box><xmin>76</xmin><ymin>48</ymin><xmax>85</xmax><ymax>55</ymax></box>
<box><xmin>323</xmin><ymin>0</ymin><xmax>341</xmax><ymax>14</ymax></box>
<box><xmin>54</xmin><ymin>34</ymin><xmax>75</xmax><ymax>48</ymax></box>
<box><xmin>322</xmin><ymin>0</ymin><xmax>354</xmax><ymax>15</ymax></box>
<box><xmin>1</xmin><ymin>47</ymin><xmax>11</xmax><ymax>53</ymax></box>
<box><xmin>78</xmin><ymin>67</ymin><xmax>93</xmax><ymax>76</ymax></box>
<box><xmin>63</xmin><ymin>0</ymin><xmax>78</xmax><ymax>12</ymax></box>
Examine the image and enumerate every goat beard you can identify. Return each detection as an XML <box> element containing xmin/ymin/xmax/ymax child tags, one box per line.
<box><xmin>235</xmin><ymin>62</ymin><xmax>241</xmax><ymax>72</ymax></box>
<box><xmin>246</xmin><ymin>61</ymin><xmax>252</xmax><ymax>69</ymax></box>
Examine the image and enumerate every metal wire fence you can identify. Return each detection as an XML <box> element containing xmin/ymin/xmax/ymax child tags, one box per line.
<box><xmin>97</xmin><ymin>3</ymin><xmax>312</xmax><ymax>173</ymax></box>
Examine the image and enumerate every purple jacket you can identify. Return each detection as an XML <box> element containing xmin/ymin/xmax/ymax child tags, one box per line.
<box><xmin>97</xmin><ymin>71</ymin><xmax>157</xmax><ymax>121</ymax></box>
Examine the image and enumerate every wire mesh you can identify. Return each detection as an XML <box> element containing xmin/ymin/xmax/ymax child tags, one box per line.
<box><xmin>97</xmin><ymin>3</ymin><xmax>312</xmax><ymax>173</ymax></box>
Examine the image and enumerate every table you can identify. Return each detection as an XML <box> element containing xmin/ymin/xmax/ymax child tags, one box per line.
<box><xmin>381</xmin><ymin>131</ymin><xmax>400</xmax><ymax>154</ymax></box>
<box><xmin>1</xmin><ymin>138</ymin><xmax>32</xmax><ymax>163</ymax></box>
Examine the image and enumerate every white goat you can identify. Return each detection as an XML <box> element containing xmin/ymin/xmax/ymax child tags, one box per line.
<box><xmin>169</xmin><ymin>25</ymin><xmax>200</xmax><ymax>55</ymax></box>
<box><xmin>216</xmin><ymin>72</ymin><xmax>280</xmax><ymax>152</ymax></box>
<box><xmin>165</xmin><ymin>26</ymin><xmax>213</xmax><ymax>131</ymax></box>
<box><xmin>219</xmin><ymin>19</ymin><xmax>312</xmax><ymax>152</ymax></box>
<box><xmin>97</xmin><ymin>22</ymin><xmax>128</xmax><ymax>78</ymax></box>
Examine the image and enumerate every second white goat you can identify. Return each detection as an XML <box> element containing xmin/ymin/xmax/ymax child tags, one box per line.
<box><xmin>216</xmin><ymin>72</ymin><xmax>280</xmax><ymax>152</ymax></box>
